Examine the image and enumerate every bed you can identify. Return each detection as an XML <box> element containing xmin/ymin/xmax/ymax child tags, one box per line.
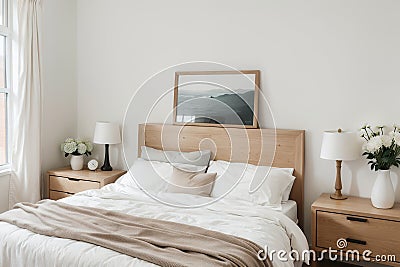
<box><xmin>0</xmin><ymin>123</ymin><xmax>308</xmax><ymax>267</ymax></box>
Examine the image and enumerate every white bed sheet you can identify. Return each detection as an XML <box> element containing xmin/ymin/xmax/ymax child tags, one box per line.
<box><xmin>281</xmin><ymin>200</ymin><xmax>298</xmax><ymax>223</ymax></box>
<box><xmin>0</xmin><ymin>184</ymin><xmax>309</xmax><ymax>267</ymax></box>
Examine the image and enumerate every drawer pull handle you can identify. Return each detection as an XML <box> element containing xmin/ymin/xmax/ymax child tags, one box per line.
<box><xmin>346</xmin><ymin>238</ymin><xmax>367</xmax><ymax>246</ymax></box>
<box><xmin>67</xmin><ymin>178</ymin><xmax>81</xmax><ymax>182</ymax></box>
<box><xmin>346</xmin><ymin>216</ymin><xmax>367</xmax><ymax>223</ymax></box>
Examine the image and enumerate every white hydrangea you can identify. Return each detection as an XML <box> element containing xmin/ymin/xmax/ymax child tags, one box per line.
<box><xmin>64</xmin><ymin>142</ymin><xmax>77</xmax><ymax>154</ymax></box>
<box><xmin>85</xmin><ymin>141</ymin><xmax>93</xmax><ymax>152</ymax></box>
<box><xmin>65</xmin><ymin>137</ymin><xmax>74</xmax><ymax>143</ymax></box>
<box><xmin>365</xmin><ymin>136</ymin><xmax>383</xmax><ymax>153</ymax></box>
<box><xmin>381</xmin><ymin>135</ymin><xmax>392</xmax><ymax>147</ymax></box>
<box><xmin>62</xmin><ymin>138</ymin><xmax>93</xmax><ymax>156</ymax></box>
<box><xmin>75</xmin><ymin>139</ymin><xmax>83</xmax><ymax>144</ymax></box>
<box><xmin>77</xmin><ymin>143</ymin><xmax>87</xmax><ymax>154</ymax></box>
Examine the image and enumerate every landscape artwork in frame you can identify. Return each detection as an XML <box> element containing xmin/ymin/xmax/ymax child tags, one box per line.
<box><xmin>173</xmin><ymin>70</ymin><xmax>260</xmax><ymax>128</ymax></box>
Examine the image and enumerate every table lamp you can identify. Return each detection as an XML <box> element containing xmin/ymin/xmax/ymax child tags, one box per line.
<box><xmin>93</xmin><ymin>122</ymin><xmax>121</xmax><ymax>171</ymax></box>
<box><xmin>320</xmin><ymin>129</ymin><xmax>360</xmax><ymax>200</ymax></box>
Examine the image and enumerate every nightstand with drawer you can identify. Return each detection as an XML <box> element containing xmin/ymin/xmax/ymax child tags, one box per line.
<box><xmin>47</xmin><ymin>168</ymin><xmax>126</xmax><ymax>200</ymax></box>
<box><xmin>312</xmin><ymin>193</ymin><xmax>400</xmax><ymax>266</ymax></box>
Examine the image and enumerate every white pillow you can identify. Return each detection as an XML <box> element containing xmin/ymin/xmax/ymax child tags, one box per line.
<box><xmin>208</xmin><ymin>160</ymin><xmax>295</xmax><ymax>206</ymax></box>
<box><xmin>282</xmin><ymin>178</ymin><xmax>296</xmax><ymax>203</ymax></box>
<box><xmin>116</xmin><ymin>159</ymin><xmax>207</xmax><ymax>193</ymax></box>
<box><xmin>208</xmin><ymin>160</ymin><xmax>250</xmax><ymax>199</ymax></box>
<box><xmin>249</xmin><ymin>167</ymin><xmax>295</xmax><ymax>206</ymax></box>
<box><xmin>141</xmin><ymin>146</ymin><xmax>211</xmax><ymax>168</ymax></box>
<box><xmin>116</xmin><ymin>158</ymin><xmax>172</xmax><ymax>192</ymax></box>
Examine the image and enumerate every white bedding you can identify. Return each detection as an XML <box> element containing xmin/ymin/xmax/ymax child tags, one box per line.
<box><xmin>281</xmin><ymin>200</ymin><xmax>298</xmax><ymax>223</ymax></box>
<box><xmin>0</xmin><ymin>183</ymin><xmax>309</xmax><ymax>267</ymax></box>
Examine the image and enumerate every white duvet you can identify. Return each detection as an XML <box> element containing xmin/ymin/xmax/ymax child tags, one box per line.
<box><xmin>0</xmin><ymin>183</ymin><xmax>309</xmax><ymax>267</ymax></box>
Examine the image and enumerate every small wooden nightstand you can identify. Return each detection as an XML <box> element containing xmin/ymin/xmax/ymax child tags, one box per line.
<box><xmin>47</xmin><ymin>168</ymin><xmax>126</xmax><ymax>200</ymax></box>
<box><xmin>312</xmin><ymin>193</ymin><xmax>400</xmax><ymax>266</ymax></box>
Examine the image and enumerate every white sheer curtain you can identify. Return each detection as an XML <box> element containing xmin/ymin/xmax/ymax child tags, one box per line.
<box><xmin>9</xmin><ymin>0</ymin><xmax>42</xmax><ymax>208</ymax></box>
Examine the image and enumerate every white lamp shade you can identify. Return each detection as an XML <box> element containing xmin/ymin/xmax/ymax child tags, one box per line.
<box><xmin>320</xmin><ymin>130</ymin><xmax>360</xmax><ymax>161</ymax></box>
<box><xmin>93</xmin><ymin>122</ymin><xmax>121</xmax><ymax>144</ymax></box>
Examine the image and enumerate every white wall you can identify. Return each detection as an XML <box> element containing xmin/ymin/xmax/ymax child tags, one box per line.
<box><xmin>41</xmin><ymin>0</ymin><xmax>77</xmax><ymax>193</ymax></box>
<box><xmin>76</xmin><ymin>0</ymin><xmax>400</xmax><ymax>240</ymax></box>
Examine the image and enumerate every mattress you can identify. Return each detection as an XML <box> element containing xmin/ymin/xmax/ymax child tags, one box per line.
<box><xmin>282</xmin><ymin>200</ymin><xmax>298</xmax><ymax>223</ymax></box>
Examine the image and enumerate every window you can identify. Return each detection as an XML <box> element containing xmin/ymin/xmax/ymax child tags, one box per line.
<box><xmin>0</xmin><ymin>0</ymin><xmax>9</xmax><ymax>166</ymax></box>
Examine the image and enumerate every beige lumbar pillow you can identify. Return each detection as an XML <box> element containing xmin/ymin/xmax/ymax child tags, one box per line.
<box><xmin>166</xmin><ymin>166</ymin><xmax>217</xmax><ymax>197</ymax></box>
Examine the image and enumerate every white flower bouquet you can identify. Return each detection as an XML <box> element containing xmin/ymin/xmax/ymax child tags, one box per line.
<box><xmin>61</xmin><ymin>138</ymin><xmax>93</xmax><ymax>157</ymax></box>
<box><xmin>360</xmin><ymin>124</ymin><xmax>400</xmax><ymax>171</ymax></box>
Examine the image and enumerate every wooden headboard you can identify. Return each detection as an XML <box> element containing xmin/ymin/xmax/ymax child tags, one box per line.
<box><xmin>138</xmin><ymin>123</ymin><xmax>305</xmax><ymax>228</ymax></box>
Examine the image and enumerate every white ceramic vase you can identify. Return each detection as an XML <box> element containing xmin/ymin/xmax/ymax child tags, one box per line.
<box><xmin>371</xmin><ymin>169</ymin><xmax>395</xmax><ymax>209</ymax></box>
<box><xmin>70</xmin><ymin>155</ymin><xmax>84</xmax><ymax>170</ymax></box>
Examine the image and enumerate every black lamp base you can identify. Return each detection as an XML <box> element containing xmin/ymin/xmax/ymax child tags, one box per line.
<box><xmin>101</xmin><ymin>144</ymin><xmax>113</xmax><ymax>171</ymax></box>
<box><xmin>101</xmin><ymin>165</ymin><xmax>113</xmax><ymax>171</ymax></box>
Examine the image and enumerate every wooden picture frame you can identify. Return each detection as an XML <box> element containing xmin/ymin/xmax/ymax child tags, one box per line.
<box><xmin>173</xmin><ymin>70</ymin><xmax>260</xmax><ymax>128</ymax></box>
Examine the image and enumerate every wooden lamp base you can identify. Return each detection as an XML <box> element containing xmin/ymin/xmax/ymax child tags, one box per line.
<box><xmin>330</xmin><ymin>192</ymin><xmax>348</xmax><ymax>200</ymax></box>
<box><xmin>330</xmin><ymin>160</ymin><xmax>348</xmax><ymax>200</ymax></box>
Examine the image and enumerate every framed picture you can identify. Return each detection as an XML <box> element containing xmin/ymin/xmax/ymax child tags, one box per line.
<box><xmin>173</xmin><ymin>70</ymin><xmax>260</xmax><ymax>128</ymax></box>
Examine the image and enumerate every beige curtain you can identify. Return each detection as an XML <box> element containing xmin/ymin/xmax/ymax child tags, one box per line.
<box><xmin>9</xmin><ymin>0</ymin><xmax>42</xmax><ymax>208</ymax></box>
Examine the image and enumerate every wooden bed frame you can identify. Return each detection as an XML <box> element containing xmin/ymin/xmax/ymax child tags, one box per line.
<box><xmin>138</xmin><ymin>123</ymin><xmax>305</xmax><ymax>229</ymax></box>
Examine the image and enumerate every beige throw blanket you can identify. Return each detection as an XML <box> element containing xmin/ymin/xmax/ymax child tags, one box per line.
<box><xmin>0</xmin><ymin>200</ymin><xmax>271</xmax><ymax>267</ymax></box>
